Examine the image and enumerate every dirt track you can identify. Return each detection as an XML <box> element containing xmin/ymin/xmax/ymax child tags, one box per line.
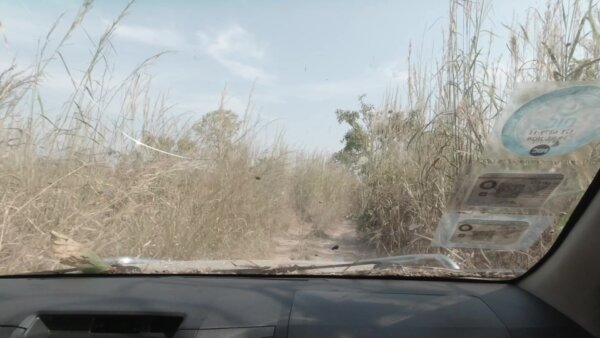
<box><xmin>269</xmin><ymin>220</ymin><xmax>375</xmax><ymax>262</ymax></box>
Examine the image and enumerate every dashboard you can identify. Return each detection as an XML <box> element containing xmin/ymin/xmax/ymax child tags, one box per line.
<box><xmin>0</xmin><ymin>276</ymin><xmax>592</xmax><ymax>338</ymax></box>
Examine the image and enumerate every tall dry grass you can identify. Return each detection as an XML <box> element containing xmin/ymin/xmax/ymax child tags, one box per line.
<box><xmin>338</xmin><ymin>0</ymin><xmax>600</xmax><ymax>270</ymax></box>
<box><xmin>0</xmin><ymin>1</ymin><xmax>357</xmax><ymax>274</ymax></box>
<box><xmin>291</xmin><ymin>153</ymin><xmax>357</xmax><ymax>230</ymax></box>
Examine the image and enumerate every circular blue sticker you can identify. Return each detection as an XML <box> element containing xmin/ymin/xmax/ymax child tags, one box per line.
<box><xmin>501</xmin><ymin>85</ymin><xmax>600</xmax><ymax>157</ymax></box>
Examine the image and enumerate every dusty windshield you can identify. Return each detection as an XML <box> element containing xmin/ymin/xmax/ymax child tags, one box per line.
<box><xmin>1</xmin><ymin>0</ymin><xmax>599</xmax><ymax>278</ymax></box>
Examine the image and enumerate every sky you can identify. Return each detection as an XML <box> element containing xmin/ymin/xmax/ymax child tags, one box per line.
<box><xmin>0</xmin><ymin>0</ymin><xmax>545</xmax><ymax>152</ymax></box>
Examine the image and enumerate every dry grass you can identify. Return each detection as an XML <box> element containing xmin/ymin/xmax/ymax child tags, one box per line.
<box><xmin>339</xmin><ymin>0</ymin><xmax>600</xmax><ymax>270</ymax></box>
<box><xmin>291</xmin><ymin>153</ymin><xmax>357</xmax><ymax>230</ymax></box>
<box><xmin>1</xmin><ymin>0</ymin><xmax>599</xmax><ymax>274</ymax></box>
<box><xmin>0</xmin><ymin>1</ymin><xmax>357</xmax><ymax>274</ymax></box>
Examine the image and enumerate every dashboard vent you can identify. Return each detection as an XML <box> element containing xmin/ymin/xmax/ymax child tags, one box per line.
<box><xmin>17</xmin><ymin>314</ymin><xmax>183</xmax><ymax>338</ymax></box>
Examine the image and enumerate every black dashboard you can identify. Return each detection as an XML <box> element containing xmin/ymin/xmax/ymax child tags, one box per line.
<box><xmin>0</xmin><ymin>276</ymin><xmax>592</xmax><ymax>338</ymax></box>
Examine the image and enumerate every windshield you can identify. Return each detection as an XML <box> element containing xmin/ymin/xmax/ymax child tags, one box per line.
<box><xmin>1</xmin><ymin>0</ymin><xmax>599</xmax><ymax>279</ymax></box>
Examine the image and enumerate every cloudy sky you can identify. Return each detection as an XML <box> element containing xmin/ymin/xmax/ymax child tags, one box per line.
<box><xmin>0</xmin><ymin>0</ymin><xmax>544</xmax><ymax>151</ymax></box>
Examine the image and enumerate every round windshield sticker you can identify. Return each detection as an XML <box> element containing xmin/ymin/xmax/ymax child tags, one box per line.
<box><xmin>501</xmin><ymin>85</ymin><xmax>600</xmax><ymax>157</ymax></box>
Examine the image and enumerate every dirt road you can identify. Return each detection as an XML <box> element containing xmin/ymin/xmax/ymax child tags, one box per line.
<box><xmin>269</xmin><ymin>220</ymin><xmax>375</xmax><ymax>262</ymax></box>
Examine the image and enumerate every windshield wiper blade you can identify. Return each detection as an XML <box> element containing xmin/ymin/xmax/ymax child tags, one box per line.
<box><xmin>359</xmin><ymin>254</ymin><xmax>460</xmax><ymax>270</ymax></box>
<box><xmin>80</xmin><ymin>254</ymin><xmax>460</xmax><ymax>275</ymax></box>
<box><xmin>212</xmin><ymin>254</ymin><xmax>461</xmax><ymax>274</ymax></box>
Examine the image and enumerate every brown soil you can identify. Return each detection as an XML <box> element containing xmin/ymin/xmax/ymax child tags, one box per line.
<box><xmin>269</xmin><ymin>220</ymin><xmax>375</xmax><ymax>262</ymax></box>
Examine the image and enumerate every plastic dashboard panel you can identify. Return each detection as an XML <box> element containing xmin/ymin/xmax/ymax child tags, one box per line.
<box><xmin>288</xmin><ymin>291</ymin><xmax>509</xmax><ymax>337</ymax></box>
<box><xmin>0</xmin><ymin>276</ymin><xmax>592</xmax><ymax>338</ymax></box>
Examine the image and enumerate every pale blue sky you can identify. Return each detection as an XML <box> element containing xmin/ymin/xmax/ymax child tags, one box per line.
<box><xmin>0</xmin><ymin>0</ymin><xmax>545</xmax><ymax>152</ymax></box>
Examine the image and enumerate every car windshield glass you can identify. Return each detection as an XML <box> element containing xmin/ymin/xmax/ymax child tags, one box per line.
<box><xmin>1</xmin><ymin>0</ymin><xmax>599</xmax><ymax>279</ymax></box>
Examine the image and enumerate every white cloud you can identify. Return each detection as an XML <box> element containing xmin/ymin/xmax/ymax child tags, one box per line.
<box><xmin>197</xmin><ymin>25</ymin><xmax>273</xmax><ymax>82</ymax></box>
<box><xmin>373</xmin><ymin>59</ymin><xmax>409</xmax><ymax>80</ymax></box>
<box><xmin>218</xmin><ymin>59</ymin><xmax>270</xmax><ymax>80</ymax></box>
<box><xmin>200</xmin><ymin>25</ymin><xmax>264</xmax><ymax>59</ymax></box>
<box><xmin>114</xmin><ymin>23</ymin><xmax>186</xmax><ymax>49</ymax></box>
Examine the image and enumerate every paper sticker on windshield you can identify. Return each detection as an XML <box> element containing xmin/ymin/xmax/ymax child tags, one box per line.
<box><xmin>501</xmin><ymin>85</ymin><xmax>600</xmax><ymax>157</ymax></box>
<box><xmin>450</xmin><ymin>219</ymin><xmax>528</xmax><ymax>246</ymax></box>
<box><xmin>465</xmin><ymin>173</ymin><xmax>563</xmax><ymax>208</ymax></box>
<box><xmin>433</xmin><ymin>212</ymin><xmax>553</xmax><ymax>250</ymax></box>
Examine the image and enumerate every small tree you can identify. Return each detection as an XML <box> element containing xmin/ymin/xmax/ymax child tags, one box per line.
<box><xmin>332</xmin><ymin>95</ymin><xmax>373</xmax><ymax>172</ymax></box>
<box><xmin>193</xmin><ymin>108</ymin><xmax>240</xmax><ymax>158</ymax></box>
